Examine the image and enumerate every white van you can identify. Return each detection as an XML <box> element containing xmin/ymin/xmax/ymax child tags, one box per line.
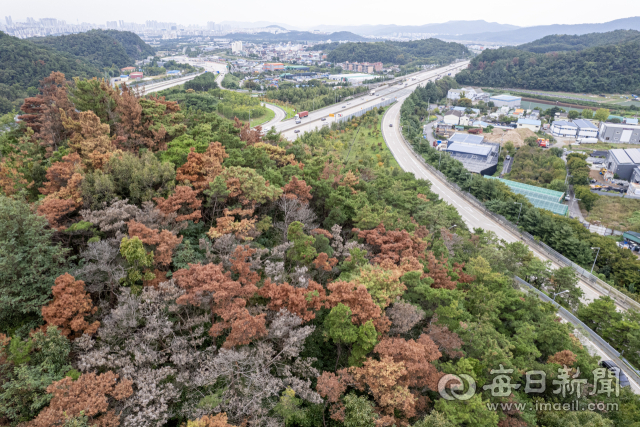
<box><xmin>577</xmin><ymin>137</ymin><xmax>598</xmax><ymax>144</ymax></box>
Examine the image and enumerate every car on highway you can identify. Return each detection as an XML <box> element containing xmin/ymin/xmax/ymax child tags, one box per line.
<box><xmin>389</xmin><ymin>124</ymin><xmax>393</xmax><ymax>127</ymax></box>
<box><xmin>295</xmin><ymin>120</ymin><xmax>301</xmax><ymax>124</ymax></box>
<box><xmin>361</xmin><ymin>98</ymin><xmax>365</xmax><ymax>100</ymax></box>
<box><xmin>600</xmin><ymin>360</ymin><xmax>631</xmax><ymax>388</ymax></box>
<box><xmin>506</xmin><ymin>155</ymin><xmax>510</xmax><ymax>160</ymax></box>
<box><xmin>342</xmin><ymin>105</ymin><xmax>346</xmax><ymax>108</ymax></box>
<box><xmin>347</xmin><ymin>103</ymin><xmax>351</xmax><ymax>105</ymax></box>
<box><xmin>321</xmin><ymin>117</ymin><xmax>326</xmax><ymax>121</ymax></box>
<box><xmin>294</xmin><ymin>130</ymin><xmax>300</xmax><ymax>134</ymax></box>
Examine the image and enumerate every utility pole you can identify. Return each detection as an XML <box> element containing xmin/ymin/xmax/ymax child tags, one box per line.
<box><xmin>514</xmin><ymin>202</ymin><xmax>523</xmax><ymax>225</ymax></box>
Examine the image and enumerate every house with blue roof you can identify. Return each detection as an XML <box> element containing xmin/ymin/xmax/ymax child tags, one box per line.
<box><xmin>517</xmin><ymin>118</ymin><xmax>541</xmax><ymax>132</ymax></box>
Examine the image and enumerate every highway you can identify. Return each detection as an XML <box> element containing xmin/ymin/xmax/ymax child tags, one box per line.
<box><xmin>261</xmin><ymin>103</ymin><xmax>286</xmax><ymax>129</ymax></box>
<box><xmin>274</xmin><ymin>62</ymin><xmax>470</xmax><ymax>140</ymax></box>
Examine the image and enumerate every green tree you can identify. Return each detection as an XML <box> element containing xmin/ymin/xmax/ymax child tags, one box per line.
<box><xmin>568</xmin><ymin>110</ymin><xmax>580</xmax><ymax>119</ymax></box>
<box><xmin>0</xmin><ymin>196</ymin><xmax>70</xmax><ymax>334</ymax></box>
<box><xmin>582</xmin><ymin>109</ymin><xmax>594</xmax><ymax>119</ymax></box>
<box><xmin>287</xmin><ymin>222</ymin><xmax>317</xmax><ymax>265</ymax></box>
<box><xmin>594</xmin><ymin>108</ymin><xmax>610</xmax><ymax>123</ymax></box>
<box><xmin>343</xmin><ymin>393</ymin><xmax>378</xmax><ymax>427</ymax></box>
<box><xmin>577</xmin><ymin>296</ymin><xmax>620</xmax><ymax>335</ymax></box>
<box><xmin>574</xmin><ymin>185</ymin><xmax>598</xmax><ymax>211</ymax></box>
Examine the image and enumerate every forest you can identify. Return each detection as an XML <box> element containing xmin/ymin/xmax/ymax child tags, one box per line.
<box><xmin>0</xmin><ymin>30</ymin><xmax>155</xmax><ymax>115</ymax></box>
<box><xmin>0</xmin><ymin>69</ymin><xmax>639</xmax><ymax>427</ymax></box>
<box><xmin>455</xmin><ymin>37</ymin><xmax>640</xmax><ymax>93</ymax></box>
<box><xmin>517</xmin><ymin>29</ymin><xmax>640</xmax><ymax>54</ymax></box>
<box><xmin>315</xmin><ymin>39</ymin><xmax>469</xmax><ymax>66</ymax></box>
<box><xmin>265</xmin><ymin>81</ymin><xmax>368</xmax><ymax>113</ymax></box>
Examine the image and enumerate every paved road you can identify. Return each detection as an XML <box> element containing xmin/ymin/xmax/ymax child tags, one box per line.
<box><xmin>277</xmin><ymin>62</ymin><xmax>470</xmax><ymax>140</ymax></box>
<box><xmin>261</xmin><ymin>103</ymin><xmax>286</xmax><ymax>130</ymax></box>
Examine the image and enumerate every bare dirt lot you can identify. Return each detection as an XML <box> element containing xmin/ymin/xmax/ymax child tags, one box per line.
<box><xmin>484</xmin><ymin>128</ymin><xmax>538</xmax><ymax>147</ymax></box>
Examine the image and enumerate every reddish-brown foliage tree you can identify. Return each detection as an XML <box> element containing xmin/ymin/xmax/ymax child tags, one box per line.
<box><xmin>374</xmin><ymin>335</ymin><xmax>443</xmax><ymax>391</ymax></box>
<box><xmin>40</xmin><ymin>273</ymin><xmax>100</xmax><ymax>338</ymax></box>
<box><xmin>173</xmin><ymin>262</ymin><xmax>266</xmax><ymax>347</ymax></box>
<box><xmin>127</xmin><ymin>220</ymin><xmax>183</xmax><ymax>267</ymax></box>
<box><xmin>310</xmin><ymin>228</ymin><xmax>333</xmax><ymax>240</ymax></box>
<box><xmin>258</xmin><ymin>279</ymin><xmax>326</xmax><ymax>322</ymax></box>
<box><xmin>233</xmin><ymin>117</ymin><xmax>262</xmax><ymax>145</ymax></box>
<box><xmin>37</xmin><ymin>159</ymin><xmax>84</xmax><ymax>230</ymax></box>
<box><xmin>547</xmin><ymin>350</ymin><xmax>577</xmax><ymax>367</ymax></box>
<box><xmin>423</xmin><ymin>252</ymin><xmax>456</xmax><ymax>290</ymax></box>
<box><xmin>349</xmin><ymin>356</ymin><xmax>416</xmax><ymax>420</ymax></box>
<box><xmin>19</xmin><ymin>72</ymin><xmax>77</xmax><ymax>156</ymax></box>
<box><xmin>28</xmin><ymin>371</ymin><xmax>133</xmax><ymax>427</ymax></box>
<box><xmin>229</xmin><ymin>245</ymin><xmax>260</xmax><ymax>287</ymax></box>
<box><xmin>426</xmin><ymin>324</ymin><xmax>464</xmax><ymax>359</ymax></box>
<box><xmin>207</xmin><ymin>207</ymin><xmax>257</xmax><ymax>241</ymax></box>
<box><xmin>325</xmin><ymin>281</ymin><xmax>390</xmax><ymax>334</ymax></box>
<box><xmin>190</xmin><ymin>413</ymin><xmax>237</xmax><ymax>427</ymax></box>
<box><xmin>452</xmin><ymin>262</ymin><xmax>475</xmax><ymax>284</ymax></box>
<box><xmin>176</xmin><ymin>143</ymin><xmax>228</xmax><ymax>191</ymax></box>
<box><xmin>40</xmin><ymin>152</ymin><xmax>82</xmax><ymax>196</ymax></box>
<box><xmin>154</xmin><ymin>185</ymin><xmax>202</xmax><ymax>223</ymax></box>
<box><xmin>313</xmin><ymin>252</ymin><xmax>338</xmax><ymax>272</ymax></box>
<box><xmin>316</xmin><ymin>370</ymin><xmax>350</xmax><ymax>421</ymax></box>
<box><xmin>320</xmin><ymin>162</ymin><xmax>359</xmax><ymax>193</ymax></box>
<box><xmin>283</xmin><ymin>176</ymin><xmax>313</xmax><ymax>203</ymax></box>
<box><xmin>355</xmin><ymin>224</ymin><xmax>428</xmax><ymax>266</ymax></box>
<box><xmin>61</xmin><ymin>110</ymin><xmax>117</xmax><ymax>169</ymax></box>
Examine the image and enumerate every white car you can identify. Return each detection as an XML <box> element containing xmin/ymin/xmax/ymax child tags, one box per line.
<box><xmin>294</xmin><ymin>130</ymin><xmax>300</xmax><ymax>133</ymax></box>
<box><xmin>321</xmin><ymin>117</ymin><xmax>326</xmax><ymax>121</ymax></box>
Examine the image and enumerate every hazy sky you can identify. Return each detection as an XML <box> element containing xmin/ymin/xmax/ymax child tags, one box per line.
<box><xmin>3</xmin><ymin>0</ymin><xmax>638</xmax><ymax>28</ymax></box>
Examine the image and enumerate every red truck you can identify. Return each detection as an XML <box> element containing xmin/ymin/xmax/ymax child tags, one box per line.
<box><xmin>298</xmin><ymin>111</ymin><xmax>309</xmax><ymax>118</ymax></box>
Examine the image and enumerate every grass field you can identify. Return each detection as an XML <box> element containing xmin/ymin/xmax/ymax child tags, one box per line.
<box><xmin>584</xmin><ymin>196</ymin><xmax>640</xmax><ymax>232</ymax></box>
<box><xmin>250</xmin><ymin>107</ymin><xmax>275</xmax><ymax>128</ymax></box>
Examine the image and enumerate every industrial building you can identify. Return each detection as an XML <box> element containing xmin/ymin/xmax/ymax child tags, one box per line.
<box><xmin>574</xmin><ymin>119</ymin><xmax>598</xmax><ymax>138</ymax></box>
<box><xmin>445</xmin><ymin>134</ymin><xmax>499</xmax><ymax>175</ymax></box>
<box><xmin>489</xmin><ymin>94</ymin><xmax>521</xmax><ymax>108</ymax></box>
<box><xmin>517</xmin><ymin>118</ymin><xmax>541</xmax><ymax>132</ymax></box>
<box><xmin>599</xmin><ymin>122</ymin><xmax>640</xmax><ymax>144</ymax></box>
<box><xmin>443</xmin><ymin>110</ymin><xmax>463</xmax><ymax>125</ymax></box>
<box><xmin>447</xmin><ymin>87</ymin><xmax>489</xmax><ymax>102</ymax></box>
<box><xmin>264</xmin><ymin>63</ymin><xmax>285</xmax><ymax>71</ymax></box>
<box><xmin>605</xmin><ymin>149</ymin><xmax>640</xmax><ymax>180</ymax></box>
<box><xmin>551</xmin><ymin>120</ymin><xmax>578</xmax><ymax>138</ymax></box>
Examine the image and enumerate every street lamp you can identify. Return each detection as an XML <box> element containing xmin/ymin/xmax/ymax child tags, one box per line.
<box><xmin>552</xmin><ymin>290</ymin><xmax>570</xmax><ymax>301</ymax></box>
<box><xmin>449</xmin><ymin>224</ymin><xmax>457</xmax><ymax>230</ymax></box>
<box><xmin>591</xmin><ymin>247</ymin><xmax>601</xmax><ymax>274</ymax></box>
<box><xmin>514</xmin><ymin>202</ymin><xmax>523</xmax><ymax>225</ymax></box>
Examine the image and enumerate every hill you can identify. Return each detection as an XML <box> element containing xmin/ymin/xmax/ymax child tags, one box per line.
<box><xmin>517</xmin><ymin>29</ymin><xmax>640</xmax><ymax>53</ymax></box>
<box><xmin>455</xmin><ymin>37</ymin><xmax>640</xmax><ymax>93</ymax></box>
<box><xmin>311</xmin><ymin>20</ymin><xmax>520</xmax><ymax>36</ymax></box>
<box><xmin>317</xmin><ymin>39</ymin><xmax>469</xmax><ymax>65</ymax></box>
<box><xmin>30</xmin><ymin>29</ymin><xmax>154</xmax><ymax>69</ymax></box>
<box><xmin>225</xmin><ymin>30</ymin><xmax>366</xmax><ymax>42</ymax></box>
<box><xmin>0</xmin><ymin>31</ymin><xmax>100</xmax><ymax>90</ymax></box>
<box><xmin>444</xmin><ymin>16</ymin><xmax>640</xmax><ymax>45</ymax></box>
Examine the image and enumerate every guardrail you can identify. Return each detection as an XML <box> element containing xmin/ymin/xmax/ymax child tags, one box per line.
<box><xmin>513</xmin><ymin>276</ymin><xmax>640</xmax><ymax>388</ymax></box>
<box><xmin>381</xmin><ymin>104</ymin><xmax>640</xmax><ymax>312</ymax></box>
<box><xmin>336</xmin><ymin>98</ymin><xmax>397</xmax><ymax>123</ymax></box>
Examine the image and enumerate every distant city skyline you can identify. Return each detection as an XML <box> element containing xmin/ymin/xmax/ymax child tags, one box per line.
<box><xmin>1</xmin><ymin>0</ymin><xmax>638</xmax><ymax>29</ymax></box>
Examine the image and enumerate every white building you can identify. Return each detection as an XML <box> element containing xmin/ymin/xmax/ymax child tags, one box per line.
<box><xmin>489</xmin><ymin>94</ymin><xmax>521</xmax><ymax>108</ymax></box>
<box><xmin>517</xmin><ymin>118</ymin><xmax>541</xmax><ymax>132</ymax></box>
<box><xmin>551</xmin><ymin>120</ymin><xmax>578</xmax><ymax>138</ymax></box>
<box><xmin>443</xmin><ymin>110</ymin><xmax>463</xmax><ymax>125</ymax></box>
<box><xmin>573</xmin><ymin>119</ymin><xmax>598</xmax><ymax>138</ymax></box>
<box><xmin>447</xmin><ymin>87</ymin><xmax>489</xmax><ymax>102</ymax></box>
<box><xmin>231</xmin><ymin>41</ymin><xmax>243</xmax><ymax>53</ymax></box>
<box><xmin>599</xmin><ymin>122</ymin><xmax>640</xmax><ymax>144</ymax></box>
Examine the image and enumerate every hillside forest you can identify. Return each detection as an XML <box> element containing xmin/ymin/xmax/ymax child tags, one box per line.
<box><xmin>455</xmin><ymin>30</ymin><xmax>640</xmax><ymax>93</ymax></box>
<box><xmin>313</xmin><ymin>39</ymin><xmax>470</xmax><ymax>66</ymax></box>
<box><xmin>0</xmin><ymin>69</ymin><xmax>639</xmax><ymax>427</ymax></box>
<box><xmin>0</xmin><ymin>30</ymin><xmax>154</xmax><ymax>114</ymax></box>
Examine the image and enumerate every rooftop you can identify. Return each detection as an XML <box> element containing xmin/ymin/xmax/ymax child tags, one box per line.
<box><xmin>602</xmin><ymin>122</ymin><xmax>640</xmax><ymax>129</ymax></box>
<box><xmin>552</xmin><ymin>120</ymin><xmax>577</xmax><ymax>128</ymax></box>
<box><xmin>610</xmin><ymin>149</ymin><xmax>634</xmax><ymax>164</ymax></box>
<box><xmin>573</xmin><ymin>119</ymin><xmax>598</xmax><ymax>129</ymax></box>
<box><xmin>490</xmin><ymin>94</ymin><xmax>521</xmax><ymax>101</ymax></box>
<box><xmin>446</xmin><ymin>142</ymin><xmax>492</xmax><ymax>156</ymax></box>
<box><xmin>517</xmin><ymin>118</ymin><xmax>541</xmax><ymax>126</ymax></box>
<box><xmin>449</xmin><ymin>133</ymin><xmax>484</xmax><ymax>144</ymax></box>
<box><xmin>485</xmin><ymin>177</ymin><xmax>568</xmax><ymax>216</ymax></box>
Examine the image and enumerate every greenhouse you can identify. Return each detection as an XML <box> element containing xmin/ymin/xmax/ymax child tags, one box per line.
<box><xmin>486</xmin><ymin>176</ymin><xmax>568</xmax><ymax>216</ymax></box>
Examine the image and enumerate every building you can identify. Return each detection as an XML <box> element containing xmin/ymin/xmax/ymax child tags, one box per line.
<box><xmin>166</xmin><ymin>70</ymin><xmax>182</xmax><ymax>75</ymax></box>
<box><xmin>121</xmin><ymin>66</ymin><xmax>136</xmax><ymax>72</ymax></box>
<box><xmin>264</xmin><ymin>63</ymin><xmax>285</xmax><ymax>71</ymax></box>
<box><xmin>551</xmin><ymin>120</ymin><xmax>578</xmax><ymax>138</ymax></box>
<box><xmin>625</xmin><ymin>118</ymin><xmax>639</xmax><ymax>125</ymax></box>
<box><xmin>443</xmin><ymin>110</ymin><xmax>463</xmax><ymax>125</ymax></box>
<box><xmin>517</xmin><ymin>118</ymin><xmax>541</xmax><ymax>132</ymax></box>
<box><xmin>445</xmin><ymin>139</ymin><xmax>500</xmax><ymax>175</ymax></box>
<box><xmin>285</xmin><ymin>65</ymin><xmax>310</xmax><ymax>72</ymax></box>
<box><xmin>573</xmin><ymin>119</ymin><xmax>598</xmax><ymax>138</ymax></box>
<box><xmin>129</xmin><ymin>72</ymin><xmax>143</xmax><ymax>80</ymax></box>
<box><xmin>604</xmin><ymin>149</ymin><xmax>640</xmax><ymax>180</ymax></box>
<box><xmin>451</xmin><ymin>106</ymin><xmax>480</xmax><ymax>115</ymax></box>
<box><xmin>599</xmin><ymin>122</ymin><xmax>640</xmax><ymax>144</ymax></box>
<box><xmin>231</xmin><ymin>41</ymin><xmax>243</xmax><ymax>53</ymax></box>
<box><xmin>448</xmin><ymin>133</ymin><xmax>484</xmax><ymax>144</ymax></box>
<box><xmin>489</xmin><ymin>94</ymin><xmax>521</xmax><ymax>108</ymax></box>
<box><xmin>447</xmin><ymin>87</ymin><xmax>489</xmax><ymax>102</ymax></box>
<box><xmin>344</xmin><ymin>61</ymin><xmax>383</xmax><ymax>73</ymax></box>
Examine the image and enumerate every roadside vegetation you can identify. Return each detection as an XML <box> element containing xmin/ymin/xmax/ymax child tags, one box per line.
<box><xmin>505</xmin><ymin>145</ymin><xmax>566</xmax><ymax>190</ymax></box>
<box><xmin>265</xmin><ymin>80</ymin><xmax>368</xmax><ymax>113</ymax></box>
